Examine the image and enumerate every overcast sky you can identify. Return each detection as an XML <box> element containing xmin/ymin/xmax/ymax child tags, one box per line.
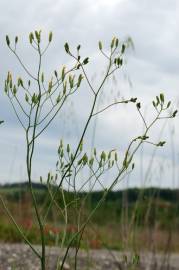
<box><xmin>0</xmin><ymin>0</ymin><xmax>178</xmax><ymax>189</ymax></box>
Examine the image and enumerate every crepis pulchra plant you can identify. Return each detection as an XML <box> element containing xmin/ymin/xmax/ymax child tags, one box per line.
<box><xmin>1</xmin><ymin>30</ymin><xmax>178</xmax><ymax>270</ymax></box>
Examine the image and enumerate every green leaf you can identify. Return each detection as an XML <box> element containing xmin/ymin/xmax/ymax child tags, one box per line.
<box><xmin>132</xmin><ymin>254</ymin><xmax>140</xmax><ymax>265</ymax></box>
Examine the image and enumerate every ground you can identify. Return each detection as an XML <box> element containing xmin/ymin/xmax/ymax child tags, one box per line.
<box><xmin>0</xmin><ymin>243</ymin><xmax>179</xmax><ymax>270</ymax></box>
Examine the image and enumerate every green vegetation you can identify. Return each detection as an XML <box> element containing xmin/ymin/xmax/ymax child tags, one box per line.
<box><xmin>1</xmin><ymin>183</ymin><xmax>179</xmax><ymax>252</ymax></box>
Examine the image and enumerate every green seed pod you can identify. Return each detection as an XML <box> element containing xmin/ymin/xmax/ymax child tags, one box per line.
<box><xmin>110</xmin><ymin>37</ymin><xmax>115</xmax><ymax>49</ymax></box>
<box><xmin>89</xmin><ymin>157</ymin><xmax>94</xmax><ymax>167</ymax></box>
<box><xmin>156</xmin><ymin>96</ymin><xmax>160</xmax><ymax>105</ymax></box>
<box><xmin>77</xmin><ymin>74</ymin><xmax>83</xmax><ymax>87</ymax></box>
<box><xmin>152</xmin><ymin>101</ymin><xmax>156</xmax><ymax>107</ymax></box>
<box><xmin>17</xmin><ymin>77</ymin><xmax>23</xmax><ymax>87</ymax></box>
<box><xmin>7</xmin><ymin>72</ymin><xmax>10</xmax><ymax>83</ymax></box>
<box><xmin>48</xmin><ymin>80</ymin><xmax>53</xmax><ymax>93</ymax></box>
<box><xmin>83</xmin><ymin>57</ymin><xmax>89</xmax><ymax>65</ymax></box>
<box><xmin>47</xmin><ymin>172</ymin><xmax>50</xmax><ymax>183</ymax></box>
<box><xmin>67</xmin><ymin>144</ymin><xmax>70</xmax><ymax>153</ymax></box>
<box><xmin>54</xmin><ymin>70</ymin><xmax>58</xmax><ymax>78</ymax></box>
<box><xmin>56</xmin><ymin>95</ymin><xmax>61</xmax><ymax>104</ymax></box>
<box><xmin>61</xmin><ymin>66</ymin><xmax>66</xmax><ymax>81</ymax></box>
<box><xmin>15</xmin><ymin>36</ymin><xmax>18</xmax><ymax>44</ymax></box>
<box><xmin>49</xmin><ymin>31</ymin><xmax>53</xmax><ymax>42</ymax></box>
<box><xmin>41</xmin><ymin>72</ymin><xmax>44</xmax><ymax>83</ymax></box>
<box><xmin>136</xmin><ymin>102</ymin><xmax>141</xmax><ymax>109</ymax></box>
<box><xmin>121</xmin><ymin>44</ymin><xmax>126</xmax><ymax>54</ymax></box>
<box><xmin>101</xmin><ymin>151</ymin><xmax>106</xmax><ymax>161</ymax></box>
<box><xmin>79</xmin><ymin>140</ymin><xmax>83</xmax><ymax>152</ymax></box>
<box><xmin>60</xmin><ymin>139</ymin><xmax>63</xmax><ymax>148</ymax></box>
<box><xmin>83</xmin><ymin>154</ymin><xmax>88</xmax><ymax>165</ymax></box>
<box><xmin>35</xmin><ymin>30</ymin><xmax>40</xmax><ymax>43</ymax></box>
<box><xmin>4</xmin><ymin>81</ymin><xmax>8</xmax><ymax>94</ymax></box>
<box><xmin>94</xmin><ymin>148</ymin><xmax>97</xmax><ymax>156</ymax></box>
<box><xmin>115</xmin><ymin>152</ymin><xmax>118</xmax><ymax>161</ymax></box>
<box><xmin>157</xmin><ymin>141</ymin><xmax>166</xmax><ymax>147</ymax></box>
<box><xmin>25</xmin><ymin>93</ymin><xmax>29</xmax><ymax>103</ymax></box>
<box><xmin>32</xmin><ymin>93</ymin><xmax>36</xmax><ymax>104</ymax></box>
<box><xmin>115</xmin><ymin>38</ymin><xmax>119</xmax><ymax>47</ymax></box>
<box><xmin>63</xmin><ymin>82</ymin><xmax>67</xmax><ymax>95</ymax></box>
<box><xmin>76</xmin><ymin>64</ymin><xmax>81</xmax><ymax>69</ymax></box>
<box><xmin>60</xmin><ymin>149</ymin><xmax>64</xmax><ymax>158</ymax></box>
<box><xmin>64</xmin><ymin>42</ymin><xmax>69</xmax><ymax>53</ymax></box>
<box><xmin>78</xmin><ymin>158</ymin><xmax>83</xmax><ymax>166</ymax></box>
<box><xmin>9</xmin><ymin>79</ymin><xmax>12</xmax><ymax>89</ymax></box>
<box><xmin>130</xmin><ymin>97</ymin><xmax>137</xmax><ymax>103</ymax></box>
<box><xmin>98</xmin><ymin>41</ymin><xmax>102</xmax><ymax>50</ymax></box>
<box><xmin>6</xmin><ymin>35</ymin><xmax>10</xmax><ymax>47</ymax></box>
<box><xmin>29</xmin><ymin>32</ymin><xmax>34</xmax><ymax>44</ymax></box>
<box><xmin>172</xmin><ymin>110</ymin><xmax>178</xmax><ymax>117</ymax></box>
<box><xmin>167</xmin><ymin>101</ymin><xmax>171</xmax><ymax>108</ymax></box>
<box><xmin>160</xmin><ymin>93</ymin><xmax>164</xmax><ymax>103</ymax></box>
<box><xmin>77</xmin><ymin>44</ymin><xmax>81</xmax><ymax>51</ymax></box>
<box><xmin>13</xmin><ymin>85</ymin><xmax>17</xmax><ymax>95</ymax></box>
<box><xmin>69</xmin><ymin>75</ymin><xmax>74</xmax><ymax>88</ymax></box>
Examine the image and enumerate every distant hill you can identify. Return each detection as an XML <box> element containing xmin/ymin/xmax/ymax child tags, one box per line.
<box><xmin>0</xmin><ymin>181</ymin><xmax>179</xmax><ymax>204</ymax></box>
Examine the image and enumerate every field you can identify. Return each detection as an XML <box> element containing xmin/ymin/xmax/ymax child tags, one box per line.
<box><xmin>1</xmin><ymin>182</ymin><xmax>179</xmax><ymax>255</ymax></box>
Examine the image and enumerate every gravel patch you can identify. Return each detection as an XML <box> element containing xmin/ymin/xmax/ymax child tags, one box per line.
<box><xmin>0</xmin><ymin>243</ymin><xmax>179</xmax><ymax>270</ymax></box>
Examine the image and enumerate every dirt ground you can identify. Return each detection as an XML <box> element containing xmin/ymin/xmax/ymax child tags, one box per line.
<box><xmin>0</xmin><ymin>243</ymin><xmax>179</xmax><ymax>270</ymax></box>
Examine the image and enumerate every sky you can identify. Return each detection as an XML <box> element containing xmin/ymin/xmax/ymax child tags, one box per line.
<box><xmin>0</xmin><ymin>0</ymin><xmax>178</xmax><ymax>189</ymax></box>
